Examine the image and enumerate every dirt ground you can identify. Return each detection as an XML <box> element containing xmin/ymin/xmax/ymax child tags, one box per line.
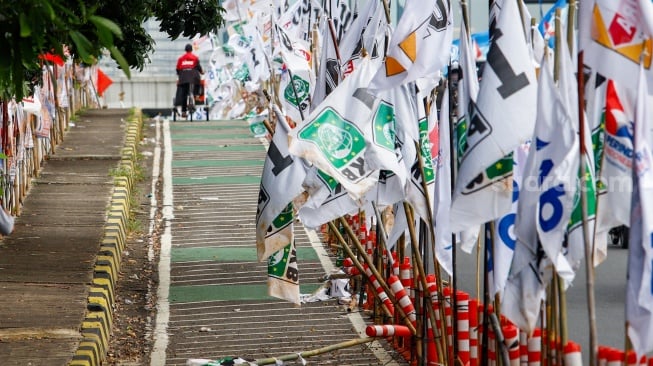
<box><xmin>105</xmin><ymin>118</ymin><xmax>160</xmax><ymax>365</ymax></box>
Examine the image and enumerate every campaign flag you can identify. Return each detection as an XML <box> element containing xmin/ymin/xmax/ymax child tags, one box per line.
<box><xmin>595</xmin><ymin>79</ymin><xmax>635</xmax><ymax>253</ymax></box>
<box><xmin>450</xmin><ymin>0</ymin><xmax>537</xmax><ymax>234</ymax></box>
<box><xmin>626</xmin><ymin>66</ymin><xmax>653</xmax><ymax>358</ymax></box>
<box><xmin>339</xmin><ymin>0</ymin><xmax>387</xmax><ymax>78</ymax></box>
<box><xmin>278</xmin><ymin>0</ymin><xmax>324</xmax><ymax>43</ymax></box>
<box><xmin>537</xmin><ymin>0</ymin><xmax>568</xmax><ymax>48</ymax></box>
<box><xmin>266</xmin><ymin>208</ymin><xmax>300</xmax><ymax>304</ymax></box>
<box><xmin>312</xmin><ymin>16</ymin><xmax>341</xmax><ymax>109</ymax></box>
<box><xmin>433</xmin><ymin>85</ymin><xmax>452</xmax><ymax>275</ymax></box>
<box><xmin>579</xmin><ymin>0</ymin><xmax>653</xmax><ymax>92</ymax></box>
<box><xmin>298</xmin><ymin>169</ymin><xmax>360</xmax><ymax>228</ymax></box>
<box><xmin>529</xmin><ymin>56</ymin><xmax>579</xmax><ymax>282</ymax></box>
<box><xmin>502</xmin><ymin>57</ymin><xmax>576</xmax><ymax>333</ymax></box>
<box><xmin>405</xmin><ymin>93</ymin><xmax>435</xmax><ymax>222</ymax></box>
<box><xmin>288</xmin><ymin>57</ymin><xmax>380</xmax><ymax>200</ymax></box>
<box><xmin>586</xmin><ymin>72</ymin><xmax>609</xmax><ymax>265</ymax></box>
<box><xmin>490</xmin><ymin>144</ymin><xmax>528</xmax><ymax>297</ymax></box>
<box><xmin>556</xmin><ymin>28</ymin><xmax>597</xmax><ymax>271</ymax></box>
<box><xmin>276</xmin><ymin>24</ymin><xmax>315</xmax><ymax>124</ymax></box>
<box><xmin>256</xmin><ymin>106</ymin><xmax>308</xmax><ymax>261</ymax></box>
<box><xmin>368</xmin><ymin>0</ymin><xmax>453</xmax><ymax>90</ymax></box>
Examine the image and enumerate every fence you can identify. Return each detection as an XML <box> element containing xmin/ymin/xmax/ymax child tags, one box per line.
<box><xmin>99</xmin><ymin>76</ymin><xmax>177</xmax><ymax>111</ymax></box>
<box><xmin>0</xmin><ymin>61</ymin><xmax>100</xmax><ymax>218</ymax></box>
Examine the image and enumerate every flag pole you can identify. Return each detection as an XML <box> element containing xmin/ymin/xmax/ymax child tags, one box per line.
<box><xmin>327</xmin><ymin>221</ymin><xmax>396</xmax><ymax>320</ymax></box>
<box><xmin>404</xmin><ymin>202</ymin><xmax>449</xmax><ymax>364</ymax></box>
<box><xmin>333</xmin><ymin>218</ymin><xmax>419</xmax><ymax>335</ymax></box>
<box><xmin>577</xmin><ymin>48</ymin><xmax>599</xmax><ymax>366</ymax></box>
<box><xmin>575</xmin><ymin>1</ymin><xmax>598</xmax><ymax>364</ymax></box>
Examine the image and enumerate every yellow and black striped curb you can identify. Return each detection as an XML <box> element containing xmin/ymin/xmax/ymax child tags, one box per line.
<box><xmin>69</xmin><ymin>110</ymin><xmax>143</xmax><ymax>366</ymax></box>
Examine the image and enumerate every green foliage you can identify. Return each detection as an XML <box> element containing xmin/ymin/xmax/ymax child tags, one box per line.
<box><xmin>0</xmin><ymin>0</ymin><xmax>226</xmax><ymax>99</ymax></box>
<box><xmin>154</xmin><ymin>0</ymin><xmax>226</xmax><ymax>40</ymax></box>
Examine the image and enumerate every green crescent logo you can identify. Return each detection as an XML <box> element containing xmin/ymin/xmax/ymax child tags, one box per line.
<box><xmin>284</xmin><ymin>75</ymin><xmax>310</xmax><ymax>108</ymax></box>
<box><xmin>373</xmin><ymin>101</ymin><xmax>396</xmax><ymax>151</ymax></box>
<box><xmin>298</xmin><ymin>107</ymin><xmax>366</xmax><ymax>169</ymax></box>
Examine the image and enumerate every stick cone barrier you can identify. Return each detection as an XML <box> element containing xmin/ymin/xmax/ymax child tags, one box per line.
<box><xmin>426</xmin><ymin>309</ymin><xmax>438</xmax><ymax>366</ymax></box>
<box><xmin>607</xmin><ymin>348</ymin><xmax>625</xmax><ymax>366</ymax></box>
<box><xmin>456</xmin><ymin>291</ymin><xmax>471</xmax><ymax>365</ymax></box>
<box><xmin>488</xmin><ymin>326</ymin><xmax>497</xmax><ymax>366</ymax></box>
<box><xmin>503</xmin><ymin>325</ymin><xmax>520</xmax><ymax>366</ymax></box>
<box><xmin>366</xmin><ymin>325</ymin><xmax>412</xmax><ymax>337</ymax></box>
<box><xmin>469</xmin><ymin>299</ymin><xmax>479</xmax><ymax>366</ymax></box>
<box><xmin>364</xmin><ymin>265</ymin><xmax>394</xmax><ymax>316</ymax></box>
<box><xmin>627</xmin><ymin>351</ymin><xmax>637</xmax><ymax>366</ymax></box>
<box><xmin>392</xmin><ymin>252</ymin><xmax>399</xmax><ymax>276</ymax></box>
<box><xmin>599</xmin><ymin>346</ymin><xmax>610</xmax><ymax>366</ymax></box>
<box><xmin>563</xmin><ymin>341</ymin><xmax>582</xmax><ymax>366</ymax></box>
<box><xmin>425</xmin><ymin>274</ymin><xmax>443</xmax><ymax>364</ymax></box>
<box><xmin>520</xmin><ymin>329</ymin><xmax>528</xmax><ymax>366</ymax></box>
<box><xmin>527</xmin><ymin>328</ymin><xmax>541</xmax><ymax>366</ymax></box>
<box><xmin>443</xmin><ymin>287</ymin><xmax>453</xmax><ymax>360</ymax></box>
<box><xmin>388</xmin><ymin>275</ymin><xmax>417</xmax><ymax>324</ymax></box>
<box><xmin>400</xmin><ymin>257</ymin><xmax>413</xmax><ymax>299</ymax></box>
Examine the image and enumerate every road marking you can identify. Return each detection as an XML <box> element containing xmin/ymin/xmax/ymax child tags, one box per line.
<box><xmin>150</xmin><ymin>119</ymin><xmax>174</xmax><ymax>366</ymax></box>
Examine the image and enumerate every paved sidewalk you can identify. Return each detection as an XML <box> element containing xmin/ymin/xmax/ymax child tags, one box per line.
<box><xmin>0</xmin><ymin>109</ymin><xmax>138</xmax><ymax>366</ymax></box>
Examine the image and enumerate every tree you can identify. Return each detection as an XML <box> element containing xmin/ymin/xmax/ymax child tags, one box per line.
<box><xmin>0</xmin><ymin>0</ymin><xmax>225</xmax><ymax>99</ymax></box>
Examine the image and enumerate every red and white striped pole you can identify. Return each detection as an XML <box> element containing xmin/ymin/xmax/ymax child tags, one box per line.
<box><xmin>366</xmin><ymin>324</ymin><xmax>412</xmax><ymax>337</ymax></box>
<box><xmin>443</xmin><ymin>287</ymin><xmax>453</xmax><ymax>360</ymax></box>
<box><xmin>469</xmin><ymin>299</ymin><xmax>479</xmax><ymax>366</ymax></box>
<box><xmin>598</xmin><ymin>345</ymin><xmax>611</xmax><ymax>366</ymax></box>
<box><xmin>457</xmin><ymin>291</ymin><xmax>471</xmax><ymax>365</ymax></box>
<box><xmin>527</xmin><ymin>328</ymin><xmax>542</xmax><ymax>366</ymax></box>
<box><xmin>503</xmin><ymin>324</ymin><xmax>520</xmax><ymax>366</ymax></box>
<box><xmin>520</xmin><ymin>329</ymin><xmax>528</xmax><ymax>366</ymax></box>
<box><xmin>388</xmin><ymin>275</ymin><xmax>416</xmax><ymax>325</ymax></box>
<box><xmin>606</xmin><ymin>348</ymin><xmax>625</xmax><ymax>366</ymax></box>
<box><xmin>400</xmin><ymin>257</ymin><xmax>413</xmax><ymax>299</ymax></box>
<box><xmin>364</xmin><ymin>264</ymin><xmax>394</xmax><ymax>316</ymax></box>
<box><xmin>488</xmin><ymin>325</ymin><xmax>497</xmax><ymax>366</ymax></box>
<box><xmin>563</xmin><ymin>341</ymin><xmax>582</xmax><ymax>366</ymax></box>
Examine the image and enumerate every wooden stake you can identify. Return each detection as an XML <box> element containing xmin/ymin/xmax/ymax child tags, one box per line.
<box><xmin>253</xmin><ymin>336</ymin><xmax>376</xmax><ymax>365</ymax></box>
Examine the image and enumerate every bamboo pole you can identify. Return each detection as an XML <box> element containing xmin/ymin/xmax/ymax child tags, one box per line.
<box><xmin>327</xmin><ymin>221</ymin><xmax>395</xmax><ymax>320</ymax></box>
<box><xmin>335</xmin><ymin>217</ymin><xmax>419</xmax><ymax>335</ymax></box>
<box><xmin>578</xmin><ymin>44</ymin><xmax>599</xmax><ymax>366</ymax></box>
<box><xmin>404</xmin><ymin>202</ymin><xmax>448</xmax><ymax>365</ymax></box>
<box><xmin>253</xmin><ymin>336</ymin><xmax>376</xmax><ymax>365</ymax></box>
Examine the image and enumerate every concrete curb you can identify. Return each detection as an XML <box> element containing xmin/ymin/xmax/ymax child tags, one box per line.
<box><xmin>69</xmin><ymin>110</ymin><xmax>143</xmax><ymax>366</ymax></box>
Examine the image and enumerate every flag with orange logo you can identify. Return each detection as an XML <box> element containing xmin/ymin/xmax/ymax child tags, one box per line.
<box><xmin>579</xmin><ymin>0</ymin><xmax>653</xmax><ymax>91</ymax></box>
<box><xmin>368</xmin><ymin>0</ymin><xmax>453</xmax><ymax>91</ymax></box>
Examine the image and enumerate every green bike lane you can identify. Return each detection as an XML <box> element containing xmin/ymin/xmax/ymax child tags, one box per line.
<box><xmin>153</xmin><ymin>120</ymin><xmax>403</xmax><ymax>366</ymax></box>
<box><xmin>167</xmin><ymin>121</ymin><xmax>322</xmax><ymax>303</ymax></box>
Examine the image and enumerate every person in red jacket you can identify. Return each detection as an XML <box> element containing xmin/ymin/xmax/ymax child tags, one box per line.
<box><xmin>174</xmin><ymin>44</ymin><xmax>204</xmax><ymax>118</ymax></box>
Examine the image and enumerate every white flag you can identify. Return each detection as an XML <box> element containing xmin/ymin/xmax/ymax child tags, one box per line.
<box><xmin>312</xmin><ymin>16</ymin><xmax>341</xmax><ymax>109</ymax></box>
<box><xmin>579</xmin><ymin>0</ymin><xmax>653</xmax><ymax>92</ymax></box>
<box><xmin>450</xmin><ymin>0</ymin><xmax>537</xmax><ymax>233</ymax></box>
<box><xmin>276</xmin><ymin>24</ymin><xmax>315</xmax><ymax>124</ymax></box>
<box><xmin>267</xmin><ymin>224</ymin><xmax>300</xmax><ymax>305</ymax></box>
<box><xmin>288</xmin><ymin>57</ymin><xmax>380</xmax><ymax>200</ymax></box>
<box><xmin>298</xmin><ymin>169</ymin><xmax>360</xmax><ymax>228</ymax></box>
<box><xmin>368</xmin><ymin>0</ymin><xmax>453</xmax><ymax>90</ymax></box>
<box><xmin>433</xmin><ymin>85</ymin><xmax>452</xmax><ymax>275</ymax></box>
<box><xmin>595</xmin><ymin>79</ymin><xmax>635</xmax><ymax>251</ymax></box>
<box><xmin>256</xmin><ymin>106</ymin><xmax>308</xmax><ymax>261</ymax></box>
<box><xmin>490</xmin><ymin>143</ymin><xmax>528</xmax><ymax>297</ymax></box>
<box><xmin>529</xmin><ymin>56</ymin><xmax>579</xmax><ymax>282</ymax></box>
<box><xmin>626</xmin><ymin>66</ymin><xmax>653</xmax><ymax>358</ymax></box>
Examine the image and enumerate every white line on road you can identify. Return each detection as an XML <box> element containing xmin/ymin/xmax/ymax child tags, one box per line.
<box><xmin>151</xmin><ymin>119</ymin><xmax>174</xmax><ymax>366</ymax></box>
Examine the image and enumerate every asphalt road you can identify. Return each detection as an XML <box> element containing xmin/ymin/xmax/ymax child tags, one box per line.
<box><xmin>454</xmin><ymin>240</ymin><xmax>629</xmax><ymax>363</ymax></box>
